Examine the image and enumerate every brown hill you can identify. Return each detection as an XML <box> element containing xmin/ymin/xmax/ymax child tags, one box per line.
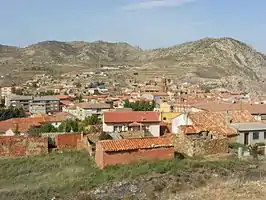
<box><xmin>0</xmin><ymin>37</ymin><xmax>266</xmax><ymax>93</ymax></box>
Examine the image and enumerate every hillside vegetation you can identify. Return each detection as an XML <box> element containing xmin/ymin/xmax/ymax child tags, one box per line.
<box><xmin>0</xmin><ymin>151</ymin><xmax>264</xmax><ymax>200</ymax></box>
<box><xmin>0</xmin><ymin>37</ymin><xmax>266</xmax><ymax>92</ymax></box>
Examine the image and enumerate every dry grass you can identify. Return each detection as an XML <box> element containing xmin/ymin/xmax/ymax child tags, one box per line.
<box><xmin>0</xmin><ymin>151</ymin><xmax>251</xmax><ymax>200</ymax></box>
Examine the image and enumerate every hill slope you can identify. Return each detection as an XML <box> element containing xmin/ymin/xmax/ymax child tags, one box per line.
<box><xmin>0</xmin><ymin>37</ymin><xmax>266</xmax><ymax>93</ymax></box>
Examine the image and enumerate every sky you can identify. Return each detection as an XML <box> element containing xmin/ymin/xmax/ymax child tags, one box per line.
<box><xmin>0</xmin><ymin>0</ymin><xmax>266</xmax><ymax>52</ymax></box>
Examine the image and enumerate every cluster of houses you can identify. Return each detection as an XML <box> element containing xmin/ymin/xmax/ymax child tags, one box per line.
<box><xmin>1</xmin><ymin>73</ymin><xmax>266</xmax><ymax>168</ymax></box>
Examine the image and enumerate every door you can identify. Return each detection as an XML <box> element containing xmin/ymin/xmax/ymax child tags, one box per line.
<box><xmin>244</xmin><ymin>133</ymin><xmax>249</xmax><ymax>145</ymax></box>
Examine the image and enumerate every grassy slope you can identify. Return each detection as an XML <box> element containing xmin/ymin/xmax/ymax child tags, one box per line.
<box><xmin>0</xmin><ymin>151</ymin><xmax>247</xmax><ymax>200</ymax></box>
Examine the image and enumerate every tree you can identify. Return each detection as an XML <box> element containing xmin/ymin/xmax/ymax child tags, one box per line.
<box><xmin>0</xmin><ymin>107</ymin><xmax>26</xmax><ymax>121</ymax></box>
<box><xmin>99</xmin><ymin>132</ymin><xmax>112</xmax><ymax>140</ymax></box>
<box><xmin>14</xmin><ymin>124</ymin><xmax>20</xmax><ymax>136</ymax></box>
<box><xmin>123</xmin><ymin>100</ymin><xmax>156</xmax><ymax>111</ymax></box>
<box><xmin>77</xmin><ymin>94</ymin><xmax>83</xmax><ymax>103</ymax></box>
<box><xmin>40</xmin><ymin>124</ymin><xmax>57</xmax><ymax>133</ymax></box>
<box><xmin>28</xmin><ymin>126</ymin><xmax>42</xmax><ymax>137</ymax></box>
<box><xmin>58</xmin><ymin>119</ymin><xmax>78</xmax><ymax>132</ymax></box>
<box><xmin>84</xmin><ymin>115</ymin><xmax>101</xmax><ymax>125</ymax></box>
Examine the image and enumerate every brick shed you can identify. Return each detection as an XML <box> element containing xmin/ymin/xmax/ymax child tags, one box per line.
<box><xmin>0</xmin><ymin>136</ymin><xmax>48</xmax><ymax>157</ymax></box>
<box><xmin>95</xmin><ymin>137</ymin><xmax>174</xmax><ymax>169</ymax></box>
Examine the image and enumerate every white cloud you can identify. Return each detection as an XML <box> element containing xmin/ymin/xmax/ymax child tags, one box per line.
<box><xmin>122</xmin><ymin>0</ymin><xmax>196</xmax><ymax>11</ymax></box>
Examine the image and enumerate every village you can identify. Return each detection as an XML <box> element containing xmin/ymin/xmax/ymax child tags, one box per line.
<box><xmin>1</xmin><ymin>66</ymin><xmax>266</xmax><ymax>170</ymax></box>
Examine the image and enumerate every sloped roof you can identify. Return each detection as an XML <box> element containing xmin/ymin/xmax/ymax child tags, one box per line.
<box><xmin>193</xmin><ymin>101</ymin><xmax>266</xmax><ymax>114</ymax></box>
<box><xmin>179</xmin><ymin>125</ymin><xmax>198</xmax><ymax>134</ymax></box>
<box><xmin>98</xmin><ymin>137</ymin><xmax>173</xmax><ymax>152</ymax></box>
<box><xmin>76</xmin><ymin>102</ymin><xmax>111</xmax><ymax>109</ymax></box>
<box><xmin>189</xmin><ymin>110</ymin><xmax>255</xmax><ymax>136</ymax></box>
<box><xmin>104</xmin><ymin>111</ymin><xmax>160</xmax><ymax>123</ymax></box>
<box><xmin>0</xmin><ymin>116</ymin><xmax>59</xmax><ymax>133</ymax></box>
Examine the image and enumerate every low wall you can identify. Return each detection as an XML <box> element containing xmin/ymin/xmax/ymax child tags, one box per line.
<box><xmin>55</xmin><ymin>133</ymin><xmax>91</xmax><ymax>153</ymax></box>
<box><xmin>96</xmin><ymin>147</ymin><xmax>174</xmax><ymax>169</ymax></box>
<box><xmin>172</xmin><ymin>134</ymin><xmax>229</xmax><ymax>157</ymax></box>
<box><xmin>0</xmin><ymin>136</ymin><xmax>48</xmax><ymax>157</ymax></box>
<box><xmin>55</xmin><ymin>133</ymin><xmax>82</xmax><ymax>150</ymax></box>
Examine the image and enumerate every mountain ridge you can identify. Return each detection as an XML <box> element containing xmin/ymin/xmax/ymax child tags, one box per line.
<box><xmin>0</xmin><ymin>37</ymin><xmax>266</xmax><ymax>93</ymax></box>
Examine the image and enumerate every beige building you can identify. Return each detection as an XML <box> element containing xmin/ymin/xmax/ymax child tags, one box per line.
<box><xmin>0</xmin><ymin>84</ymin><xmax>12</xmax><ymax>101</ymax></box>
<box><xmin>103</xmin><ymin>111</ymin><xmax>161</xmax><ymax>137</ymax></box>
<box><xmin>75</xmin><ymin>102</ymin><xmax>111</xmax><ymax>120</ymax></box>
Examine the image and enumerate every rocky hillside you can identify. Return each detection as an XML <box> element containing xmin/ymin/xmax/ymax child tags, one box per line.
<box><xmin>0</xmin><ymin>37</ymin><xmax>266</xmax><ymax>92</ymax></box>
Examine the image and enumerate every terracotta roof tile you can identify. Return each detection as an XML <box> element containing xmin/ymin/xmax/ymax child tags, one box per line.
<box><xmin>179</xmin><ymin>125</ymin><xmax>198</xmax><ymax>134</ymax></box>
<box><xmin>98</xmin><ymin>137</ymin><xmax>173</xmax><ymax>152</ymax></box>
<box><xmin>60</xmin><ymin>100</ymin><xmax>74</xmax><ymax>105</ymax></box>
<box><xmin>0</xmin><ymin>116</ymin><xmax>59</xmax><ymax>133</ymax></box>
<box><xmin>189</xmin><ymin>110</ymin><xmax>255</xmax><ymax>136</ymax></box>
<box><xmin>104</xmin><ymin>111</ymin><xmax>160</xmax><ymax>123</ymax></box>
<box><xmin>55</xmin><ymin>95</ymin><xmax>69</xmax><ymax>99</ymax></box>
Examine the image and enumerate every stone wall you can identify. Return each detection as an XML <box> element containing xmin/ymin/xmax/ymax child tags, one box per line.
<box><xmin>0</xmin><ymin>136</ymin><xmax>48</xmax><ymax>157</ymax></box>
<box><xmin>172</xmin><ymin>134</ymin><xmax>229</xmax><ymax>157</ymax></box>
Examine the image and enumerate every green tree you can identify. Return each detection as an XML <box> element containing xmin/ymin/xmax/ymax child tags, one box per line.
<box><xmin>77</xmin><ymin>94</ymin><xmax>83</xmax><ymax>103</ymax></box>
<box><xmin>14</xmin><ymin>124</ymin><xmax>20</xmax><ymax>136</ymax></box>
<box><xmin>99</xmin><ymin>132</ymin><xmax>112</xmax><ymax>140</ymax></box>
<box><xmin>0</xmin><ymin>107</ymin><xmax>25</xmax><ymax>121</ymax></box>
<box><xmin>84</xmin><ymin>115</ymin><xmax>101</xmax><ymax>125</ymax></box>
<box><xmin>123</xmin><ymin>100</ymin><xmax>156</xmax><ymax>111</ymax></box>
<box><xmin>27</xmin><ymin>126</ymin><xmax>42</xmax><ymax>137</ymax></box>
<box><xmin>40</xmin><ymin>124</ymin><xmax>57</xmax><ymax>133</ymax></box>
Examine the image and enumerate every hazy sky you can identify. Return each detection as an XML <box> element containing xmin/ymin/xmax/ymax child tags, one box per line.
<box><xmin>1</xmin><ymin>0</ymin><xmax>265</xmax><ymax>52</ymax></box>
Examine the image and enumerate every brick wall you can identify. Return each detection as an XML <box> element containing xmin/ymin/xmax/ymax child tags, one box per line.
<box><xmin>0</xmin><ymin>136</ymin><xmax>48</xmax><ymax>157</ymax></box>
<box><xmin>55</xmin><ymin>133</ymin><xmax>82</xmax><ymax>150</ymax></box>
<box><xmin>55</xmin><ymin>133</ymin><xmax>91</xmax><ymax>152</ymax></box>
<box><xmin>96</xmin><ymin>146</ymin><xmax>174</xmax><ymax>169</ymax></box>
<box><xmin>172</xmin><ymin>134</ymin><xmax>229</xmax><ymax>157</ymax></box>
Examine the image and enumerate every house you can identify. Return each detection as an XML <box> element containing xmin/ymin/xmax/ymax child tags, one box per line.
<box><xmin>29</xmin><ymin>96</ymin><xmax>60</xmax><ymax>115</ymax></box>
<box><xmin>192</xmin><ymin>101</ymin><xmax>266</xmax><ymax>121</ymax></box>
<box><xmin>0</xmin><ymin>115</ymin><xmax>67</xmax><ymax>136</ymax></box>
<box><xmin>172</xmin><ymin>125</ymin><xmax>229</xmax><ymax>157</ymax></box>
<box><xmin>141</xmin><ymin>85</ymin><xmax>163</xmax><ymax>93</ymax></box>
<box><xmin>103</xmin><ymin>111</ymin><xmax>161</xmax><ymax>137</ymax></box>
<box><xmin>159</xmin><ymin>102</ymin><xmax>172</xmax><ymax>113</ymax></box>
<box><xmin>171</xmin><ymin>110</ymin><xmax>256</xmax><ymax>143</ymax></box>
<box><xmin>0</xmin><ymin>84</ymin><xmax>12</xmax><ymax>100</ymax></box>
<box><xmin>95</xmin><ymin>137</ymin><xmax>174</xmax><ymax>169</ymax></box>
<box><xmin>230</xmin><ymin>123</ymin><xmax>266</xmax><ymax>145</ymax></box>
<box><xmin>6</xmin><ymin>95</ymin><xmax>33</xmax><ymax>111</ymax></box>
<box><xmin>76</xmin><ymin>102</ymin><xmax>111</xmax><ymax>120</ymax></box>
<box><xmin>160</xmin><ymin>112</ymin><xmax>180</xmax><ymax>124</ymax></box>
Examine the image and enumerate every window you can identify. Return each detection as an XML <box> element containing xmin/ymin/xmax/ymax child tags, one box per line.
<box><xmin>114</xmin><ymin>126</ymin><xmax>122</xmax><ymax>132</ymax></box>
<box><xmin>264</xmin><ymin>132</ymin><xmax>266</xmax><ymax>139</ymax></box>
<box><xmin>163</xmin><ymin>117</ymin><xmax>167</xmax><ymax>120</ymax></box>
<box><xmin>253</xmin><ymin>132</ymin><xmax>259</xmax><ymax>140</ymax></box>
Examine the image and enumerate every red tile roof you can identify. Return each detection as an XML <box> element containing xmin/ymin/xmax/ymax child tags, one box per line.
<box><xmin>98</xmin><ymin>137</ymin><xmax>173</xmax><ymax>152</ymax></box>
<box><xmin>104</xmin><ymin>111</ymin><xmax>160</xmax><ymax>123</ymax></box>
<box><xmin>0</xmin><ymin>116</ymin><xmax>60</xmax><ymax>133</ymax></box>
<box><xmin>179</xmin><ymin>125</ymin><xmax>198</xmax><ymax>134</ymax></box>
<box><xmin>60</xmin><ymin>100</ymin><xmax>74</xmax><ymax>105</ymax></box>
<box><xmin>189</xmin><ymin>110</ymin><xmax>255</xmax><ymax>136</ymax></box>
<box><xmin>55</xmin><ymin>95</ymin><xmax>70</xmax><ymax>99</ymax></box>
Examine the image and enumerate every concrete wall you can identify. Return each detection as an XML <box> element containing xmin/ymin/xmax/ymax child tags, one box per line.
<box><xmin>237</xmin><ymin>131</ymin><xmax>266</xmax><ymax>145</ymax></box>
<box><xmin>171</xmin><ymin>114</ymin><xmax>192</xmax><ymax>134</ymax></box>
<box><xmin>0</xmin><ymin>136</ymin><xmax>48</xmax><ymax>157</ymax></box>
<box><xmin>96</xmin><ymin>146</ymin><xmax>174</xmax><ymax>169</ymax></box>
